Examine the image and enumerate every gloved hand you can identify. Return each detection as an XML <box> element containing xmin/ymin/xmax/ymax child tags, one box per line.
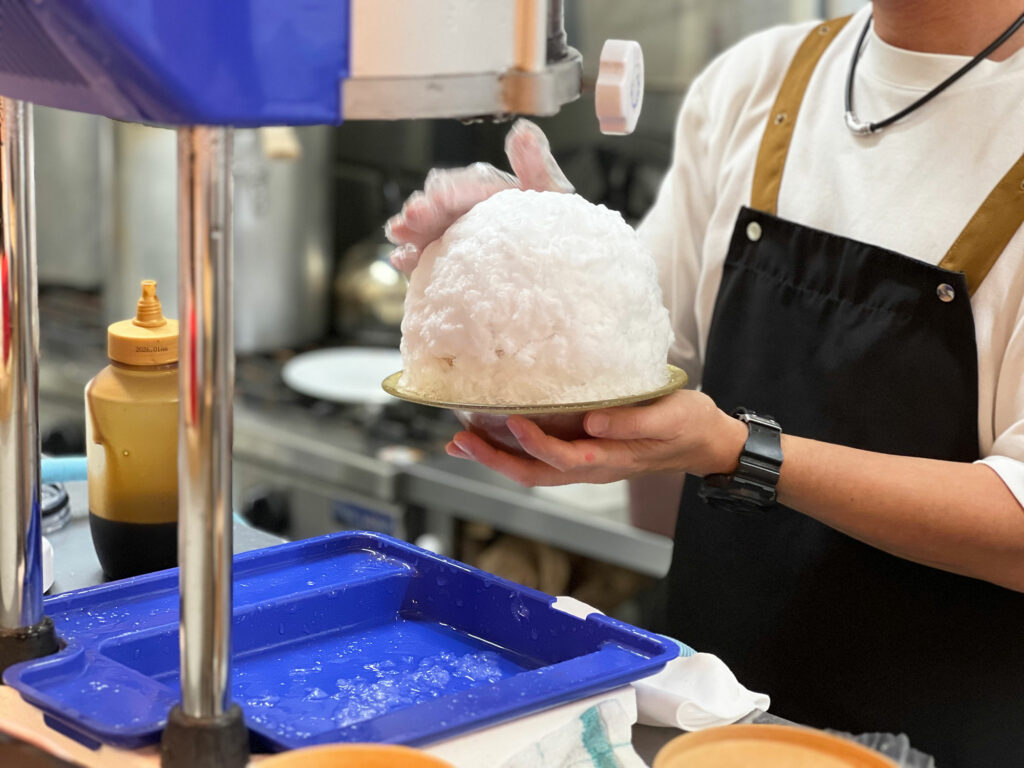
<box><xmin>384</xmin><ymin>119</ymin><xmax>574</xmax><ymax>274</ymax></box>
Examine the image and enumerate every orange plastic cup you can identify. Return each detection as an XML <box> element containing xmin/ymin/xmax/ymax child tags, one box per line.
<box><xmin>258</xmin><ymin>743</ymin><xmax>454</xmax><ymax>768</ymax></box>
<box><xmin>653</xmin><ymin>724</ymin><xmax>897</xmax><ymax>768</ymax></box>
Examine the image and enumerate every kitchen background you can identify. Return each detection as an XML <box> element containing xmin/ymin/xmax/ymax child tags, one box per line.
<box><xmin>34</xmin><ymin>0</ymin><xmax>864</xmax><ymax>622</ymax></box>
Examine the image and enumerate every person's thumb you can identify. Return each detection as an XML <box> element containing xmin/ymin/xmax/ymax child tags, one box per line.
<box><xmin>505</xmin><ymin>119</ymin><xmax>574</xmax><ymax>193</ymax></box>
<box><xmin>584</xmin><ymin>401</ymin><xmax>677</xmax><ymax>441</ymax></box>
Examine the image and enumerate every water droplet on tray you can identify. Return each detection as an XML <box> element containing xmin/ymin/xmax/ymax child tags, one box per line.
<box><xmin>512</xmin><ymin>599</ymin><xmax>529</xmax><ymax>621</ymax></box>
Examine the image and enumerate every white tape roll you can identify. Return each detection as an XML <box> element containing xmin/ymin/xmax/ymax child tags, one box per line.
<box><xmin>595</xmin><ymin>39</ymin><xmax>645</xmax><ymax>135</ymax></box>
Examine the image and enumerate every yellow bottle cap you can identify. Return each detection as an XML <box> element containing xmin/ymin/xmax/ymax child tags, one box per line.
<box><xmin>107</xmin><ymin>280</ymin><xmax>179</xmax><ymax>366</ymax></box>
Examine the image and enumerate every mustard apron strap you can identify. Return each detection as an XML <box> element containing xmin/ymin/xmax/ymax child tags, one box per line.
<box><xmin>751</xmin><ymin>16</ymin><xmax>853</xmax><ymax>215</ymax></box>
<box><xmin>938</xmin><ymin>153</ymin><xmax>1024</xmax><ymax>296</ymax></box>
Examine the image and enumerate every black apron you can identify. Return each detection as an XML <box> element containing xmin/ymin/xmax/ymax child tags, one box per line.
<box><xmin>656</xmin><ymin>18</ymin><xmax>1024</xmax><ymax>767</ymax></box>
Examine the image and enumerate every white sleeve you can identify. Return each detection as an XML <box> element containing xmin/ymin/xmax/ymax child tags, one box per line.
<box><xmin>977</xmin><ymin>300</ymin><xmax>1024</xmax><ymax>507</ymax></box>
<box><xmin>636</xmin><ymin>83</ymin><xmax>716</xmax><ymax>387</ymax></box>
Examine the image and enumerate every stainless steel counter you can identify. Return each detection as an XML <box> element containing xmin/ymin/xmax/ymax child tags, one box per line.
<box><xmin>404</xmin><ymin>455</ymin><xmax>672</xmax><ymax>575</ymax></box>
<box><xmin>232</xmin><ymin>402</ymin><xmax>673</xmax><ymax>576</ymax></box>
<box><xmin>47</xmin><ymin>481</ymin><xmax>285</xmax><ymax>594</ymax></box>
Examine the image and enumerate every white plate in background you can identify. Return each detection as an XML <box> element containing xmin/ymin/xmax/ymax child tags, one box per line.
<box><xmin>282</xmin><ymin>347</ymin><xmax>403</xmax><ymax>405</ymax></box>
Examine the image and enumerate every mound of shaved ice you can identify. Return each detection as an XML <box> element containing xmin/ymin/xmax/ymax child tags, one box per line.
<box><xmin>399</xmin><ymin>189</ymin><xmax>674</xmax><ymax>405</ymax></box>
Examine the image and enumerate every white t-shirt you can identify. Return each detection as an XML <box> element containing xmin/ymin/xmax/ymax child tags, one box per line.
<box><xmin>638</xmin><ymin>5</ymin><xmax>1024</xmax><ymax>505</ymax></box>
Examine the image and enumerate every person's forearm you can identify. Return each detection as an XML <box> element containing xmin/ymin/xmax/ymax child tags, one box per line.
<box><xmin>777</xmin><ymin>435</ymin><xmax>1024</xmax><ymax>591</ymax></box>
<box><xmin>447</xmin><ymin>391</ymin><xmax>1024</xmax><ymax>592</ymax></box>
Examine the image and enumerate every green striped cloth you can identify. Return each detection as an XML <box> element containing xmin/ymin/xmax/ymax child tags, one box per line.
<box><xmin>501</xmin><ymin>699</ymin><xmax>645</xmax><ymax>768</ymax></box>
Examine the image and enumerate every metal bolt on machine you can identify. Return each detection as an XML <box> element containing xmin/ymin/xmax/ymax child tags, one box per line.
<box><xmin>0</xmin><ymin>2</ymin><xmax>644</xmax><ymax>766</ymax></box>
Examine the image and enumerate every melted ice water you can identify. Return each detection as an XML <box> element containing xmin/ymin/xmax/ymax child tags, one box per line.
<box><xmin>234</xmin><ymin>619</ymin><xmax>530</xmax><ymax>741</ymax></box>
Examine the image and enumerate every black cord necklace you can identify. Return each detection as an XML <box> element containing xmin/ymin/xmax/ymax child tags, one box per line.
<box><xmin>844</xmin><ymin>10</ymin><xmax>1024</xmax><ymax>136</ymax></box>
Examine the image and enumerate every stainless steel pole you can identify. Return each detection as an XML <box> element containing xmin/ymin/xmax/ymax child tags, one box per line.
<box><xmin>0</xmin><ymin>98</ymin><xmax>42</xmax><ymax>631</ymax></box>
<box><xmin>176</xmin><ymin>126</ymin><xmax>234</xmax><ymax>719</ymax></box>
<box><xmin>161</xmin><ymin>125</ymin><xmax>246</xmax><ymax>768</ymax></box>
<box><xmin>0</xmin><ymin>97</ymin><xmax>57</xmax><ymax>674</ymax></box>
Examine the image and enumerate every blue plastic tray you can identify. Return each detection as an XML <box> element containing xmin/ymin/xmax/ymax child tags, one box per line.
<box><xmin>4</xmin><ymin>532</ymin><xmax>677</xmax><ymax>751</ymax></box>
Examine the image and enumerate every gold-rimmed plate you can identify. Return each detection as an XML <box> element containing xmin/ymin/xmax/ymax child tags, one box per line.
<box><xmin>381</xmin><ymin>365</ymin><xmax>687</xmax><ymax>414</ymax></box>
<box><xmin>381</xmin><ymin>365</ymin><xmax>687</xmax><ymax>455</ymax></box>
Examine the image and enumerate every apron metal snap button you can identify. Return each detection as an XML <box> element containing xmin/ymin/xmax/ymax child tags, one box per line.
<box><xmin>746</xmin><ymin>221</ymin><xmax>762</xmax><ymax>242</ymax></box>
<box><xmin>937</xmin><ymin>283</ymin><xmax>955</xmax><ymax>302</ymax></box>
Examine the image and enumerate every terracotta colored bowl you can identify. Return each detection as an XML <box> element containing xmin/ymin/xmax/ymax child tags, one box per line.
<box><xmin>382</xmin><ymin>365</ymin><xmax>688</xmax><ymax>457</ymax></box>
<box><xmin>259</xmin><ymin>743</ymin><xmax>454</xmax><ymax>768</ymax></box>
<box><xmin>653</xmin><ymin>725</ymin><xmax>897</xmax><ymax>768</ymax></box>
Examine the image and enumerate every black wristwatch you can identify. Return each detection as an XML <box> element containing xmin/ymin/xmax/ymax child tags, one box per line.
<box><xmin>698</xmin><ymin>408</ymin><xmax>783</xmax><ymax>512</ymax></box>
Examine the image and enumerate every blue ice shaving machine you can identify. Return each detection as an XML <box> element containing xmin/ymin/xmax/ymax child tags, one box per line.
<box><xmin>0</xmin><ymin>0</ymin><xmax>595</xmax><ymax>126</ymax></box>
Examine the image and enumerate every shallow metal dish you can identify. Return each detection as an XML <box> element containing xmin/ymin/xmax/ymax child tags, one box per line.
<box><xmin>382</xmin><ymin>365</ymin><xmax>687</xmax><ymax>455</ymax></box>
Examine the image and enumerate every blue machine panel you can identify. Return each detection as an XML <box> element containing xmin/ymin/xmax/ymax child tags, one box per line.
<box><xmin>3</xmin><ymin>532</ymin><xmax>678</xmax><ymax>752</ymax></box>
<box><xmin>0</xmin><ymin>0</ymin><xmax>350</xmax><ymax>125</ymax></box>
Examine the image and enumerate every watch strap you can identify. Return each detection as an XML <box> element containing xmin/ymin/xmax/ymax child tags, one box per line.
<box><xmin>699</xmin><ymin>409</ymin><xmax>782</xmax><ymax>509</ymax></box>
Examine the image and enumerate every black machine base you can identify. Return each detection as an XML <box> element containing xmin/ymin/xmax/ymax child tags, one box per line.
<box><xmin>160</xmin><ymin>703</ymin><xmax>249</xmax><ymax>768</ymax></box>
<box><xmin>0</xmin><ymin>616</ymin><xmax>59</xmax><ymax>676</ymax></box>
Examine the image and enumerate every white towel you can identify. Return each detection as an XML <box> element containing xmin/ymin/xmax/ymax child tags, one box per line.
<box><xmin>551</xmin><ymin>597</ymin><xmax>770</xmax><ymax>731</ymax></box>
<box><xmin>426</xmin><ymin>686</ymin><xmax>638</xmax><ymax>768</ymax></box>
<box><xmin>501</xmin><ymin>699</ymin><xmax>645</xmax><ymax>768</ymax></box>
<box><xmin>634</xmin><ymin>652</ymin><xmax>770</xmax><ymax>730</ymax></box>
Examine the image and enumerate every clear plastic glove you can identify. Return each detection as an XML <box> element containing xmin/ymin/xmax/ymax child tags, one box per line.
<box><xmin>385</xmin><ymin>119</ymin><xmax>574</xmax><ymax>274</ymax></box>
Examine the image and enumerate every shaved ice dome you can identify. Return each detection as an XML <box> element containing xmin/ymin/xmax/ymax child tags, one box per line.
<box><xmin>399</xmin><ymin>189</ymin><xmax>674</xmax><ymax>405</ymax></box>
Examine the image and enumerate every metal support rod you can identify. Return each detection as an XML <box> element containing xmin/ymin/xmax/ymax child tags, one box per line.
<box><xmin>0</xmin><ymin>98</ymin><xmax>43</xmax><ymax>631</ymax></box>
<box><xmin>546</xmin><ymin>0</ymin><xmax>568</xmax><ymax>61</ymax></box>
<box><xmin>176</xmin><ymin>126</ymin><xmax>234</xmax><ymax>720</ymax></box>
